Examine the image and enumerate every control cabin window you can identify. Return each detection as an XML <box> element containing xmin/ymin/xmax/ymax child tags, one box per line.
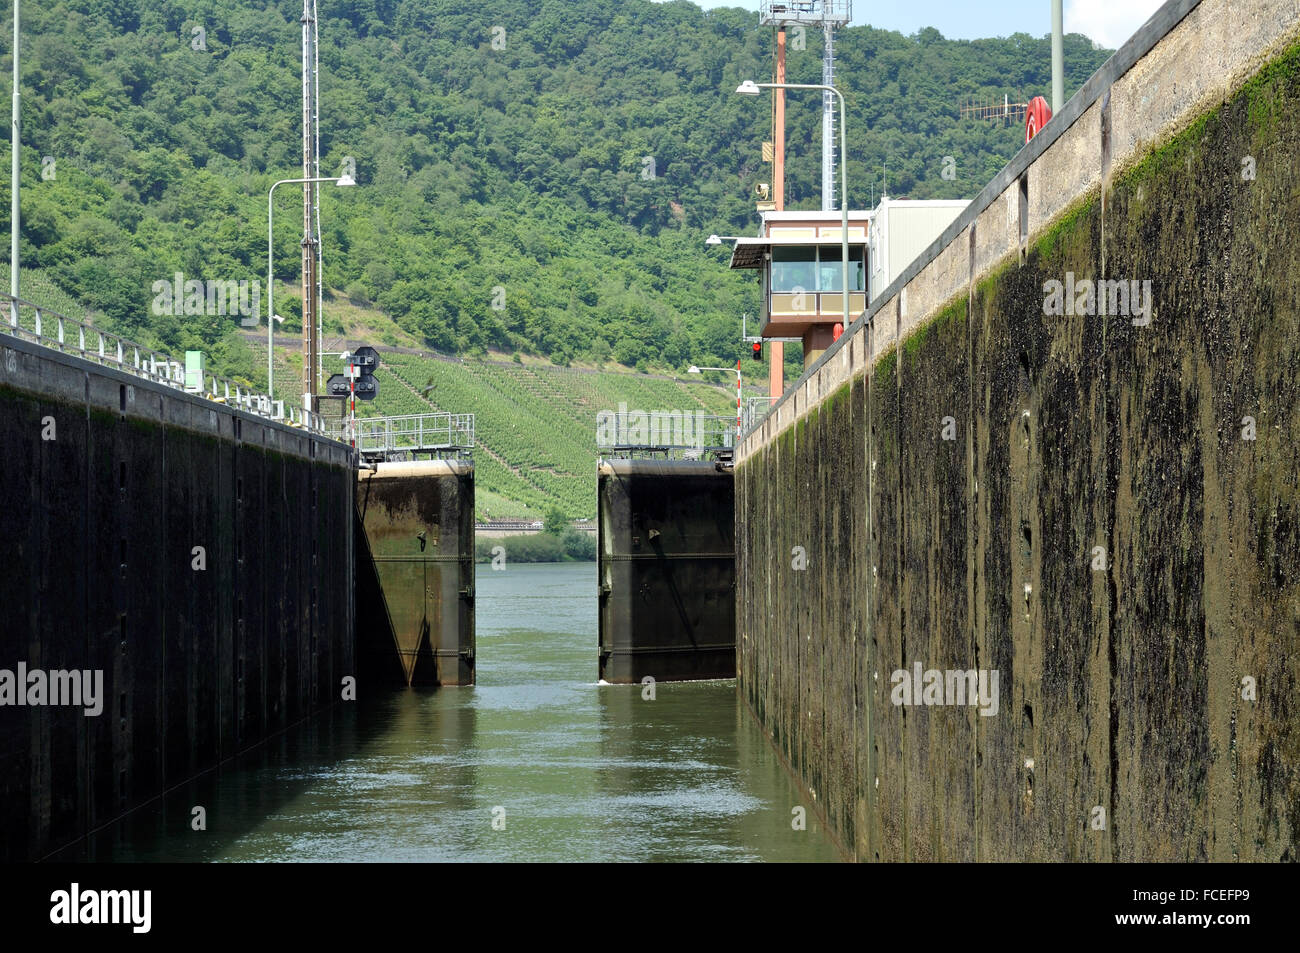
<box><xmin>771</xmin><ymin>245</ymin><xmax>865</xmax><ymax>293</ymax></box>
<box><xmin>770</xmin><ymin>247</ymin><xmax>816</xmax><ymax>294</ymax></box>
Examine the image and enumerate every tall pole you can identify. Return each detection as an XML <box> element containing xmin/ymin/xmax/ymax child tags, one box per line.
<box><xmin>268</xmin><ymin>187</ymin><xmax>275</xmax><ymax>402</ymax></box>
<box><xmin>269</xmin><ymin>175</ymin><xmax>344</xmax><ymax>407</ymax></box>
<box><xmin>311</xmin><ymin>3</ymin><xmax>323</xmax><ymax>400</ymax></box>
<box><xmin>10</xmin><ymin>0</ymin><xmax>19</xmax><ymax>308</ymax></box>
<box><xmin>1051</xmin><ymin>0</ymin><xmax>1064</xmax><ymax>113</ymax></box>
<box><xmin>769</xmin><ymin>26</ymin><xmax>786</xmax><ymax>401</ymax></box>
<box><xmin>300</xmin><ymin>0</ymin><xmax>318</xmax><ymax>419</ymax></box>
<box><xmin>774</xmin><ymin>28</ymin><xmax>786</xmax><ymax>211</ymax></box>
<box><xmin>735</xmin><ymin>359</ymin><xmax>742</xmax><ymax>440</ymax></box>
<box><xmin>838</xmin><ymin>90</ymin><xmax>848</xmax><ymax>340</ymax></box>
<box><xmin>821</xmin><ymin>17</ymin><xmax>836</xmax><ymax>211</ymax></box>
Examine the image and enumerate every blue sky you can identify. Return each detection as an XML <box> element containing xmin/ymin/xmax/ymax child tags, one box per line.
<box><xmin>656</xmin><ymin>1</ymin><xmax>1167</xmax><ymax>49</ymax></box>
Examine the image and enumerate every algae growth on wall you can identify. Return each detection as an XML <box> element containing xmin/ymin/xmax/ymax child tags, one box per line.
<box><xmin>736</xmin><ymin>13</ymin><xmax>1300</xmax><ymax>862</ymax></box>
<box><xmin>0</xmin><ymin>338</ymin><xmax>355</xmax><ymax>862</ymax></box>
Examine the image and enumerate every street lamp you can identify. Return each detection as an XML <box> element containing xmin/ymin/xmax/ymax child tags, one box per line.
<box><xmin>266</xmin><ymin>174</ymin><xmax>355</xmax><ymax>403</ymax></box>
<box><xmin>688</xmin><ymin>362</ymin><xmax>743</xmax><ymax>440</ymax></box>
<box><xmin>11</xmin><ymin>0</ymin><xmax>20</xmax><ymax>311</ymax></box>
<box><xmin>737</xmin><ymin>79</ymin><xmax>852</xmax><ymax>336</ymax></box>
<box><xmin>705</xmin><ymin>234</ymin><xmax>745</xmax><ymax>246</ymax></box>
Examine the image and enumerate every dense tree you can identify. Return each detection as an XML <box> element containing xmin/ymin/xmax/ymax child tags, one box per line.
<box><xmin>543</xmin><ymin>504</ymin><xmax>569</xmax><ymax>535</ymax></box>
<box><xmin>3</xmin><ymin>1</ymin><xmax>1111</xmax><ymax>384</ymax></box>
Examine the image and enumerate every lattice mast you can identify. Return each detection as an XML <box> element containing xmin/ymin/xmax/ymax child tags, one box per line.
<box><xmin>759</xmin><ymin>2</ymin><xmax>851</xmax><ymax>211</ymax></box>
<box><xmin>312</xmin><ymin>1</ymin><xmax>324</xmax><ymax>399</ymax></box>
<box><xmin>300</xmin><ymin>0</ymin><xmax>321</xmax><ymax>413</ymax></box>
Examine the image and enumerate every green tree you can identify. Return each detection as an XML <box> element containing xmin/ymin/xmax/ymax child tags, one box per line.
<box><xmin>13</xmin><ymin>0</ymin><xmax>1110</xmax><ymax>385</ymax></box>
<box><xmin>543</xmin><ymin>505</ymin><xmax>569</xmax><ymax>536</ymax></box>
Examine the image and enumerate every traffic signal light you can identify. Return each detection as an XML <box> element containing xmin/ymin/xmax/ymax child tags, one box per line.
<box><xmin>751</xmin><ymin>341</ymin><xmax>762</xmax><ymax>361</ymax></box>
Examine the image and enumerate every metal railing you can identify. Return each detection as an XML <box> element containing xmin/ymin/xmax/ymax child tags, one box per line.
<box><xmin>330</xmin><ymin>412</ymin><xmax>475</xmax><ymax>458</ymax></box>
<box><xmin>2</xmin><ymin>293</ymin><xmax>325</xmax><ymax>432</ymax></box>
<box><xmin>596</xmin><ymin>410</ymin><xmax>735</xmax><ymax>459</ymax></box>
<box><xmin>759</xmin><ymin>1</ymin><xmax>851</xmax><ymax>26</ymax></box>
<box><xmin>743</xmin><ymin>396</ymin><xmax>776</xmax><ymax>431</ymax></box>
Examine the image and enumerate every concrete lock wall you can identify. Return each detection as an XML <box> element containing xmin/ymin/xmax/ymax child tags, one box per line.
<box><xmin>355</xmin><ymin>460</ymin><xmax>475</xmax><ymax>687</ymax></box>
<box><xmin>736</xmin><ymin>0</ymin><xmax>1300</xmax><ymax>861</ymax></box>
<box><xmin>0</xmin><ymin>335</ymin><xmax>354</xmax><ymax>862</ymax></box>
<box><xmin>599</xmin><ymin>459</ymin><xmax>734</xmax><ymax>683</ymax></box>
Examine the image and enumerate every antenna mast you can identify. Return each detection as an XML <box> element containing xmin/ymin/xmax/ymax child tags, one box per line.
<box><xmin>312</xmin><ymin>0</ymin><xmax>324</xmax><ymax>398</ymax></box>
<box><xmin>819</xmin><ymin>2</ymin><xmax>851</xmax><ymax>211</ymax></box>
<box><xmin>759</xmin><ymin>3</ymin><xmax>850</xmax><ymax>211</ymax></box>
<box><xmin>300</xmin><ymin>0</ymin><xmax>320</xmax><ymax>415</ymax></box>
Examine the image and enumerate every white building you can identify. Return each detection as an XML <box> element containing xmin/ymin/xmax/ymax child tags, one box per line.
<box><xmin>868</xmin><ymin>198</ymin><xmax>970</xmax><ymax>302</ymax></box>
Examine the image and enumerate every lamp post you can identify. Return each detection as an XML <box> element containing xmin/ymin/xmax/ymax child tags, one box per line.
<box><xmin>11</xmin><ymin>0</ymin><xmax>20</xmax><ymax>312</ymax></box>
<box><xmin>267</xmin><ymin>173</ymin><xmax>354</xmax><ymax>405</ymax></box>
<box><xmin>737</xmin><ymin>79</ymin><xmax>851</xmax><ymax>337</ymax></box>
<box><xmin>1052</xmin><ymin>0</ymin><xmax>1064</xmax><ymax>114</ymax></box>
<box><xmin>688</xmin><ymin>362</ymin><xmax>743</xmax><ymax>440</ymax></box>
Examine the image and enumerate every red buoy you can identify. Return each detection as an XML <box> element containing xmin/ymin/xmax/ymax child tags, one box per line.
<box><xmin>832</xmin><ymin>323</ymin><xmax>844</xmax><ymax>342</ymax></box>
<box><xmin>1025</xmin><ymin>96</ymin><xmax>1052</xmax><ymax>143</ymax></box>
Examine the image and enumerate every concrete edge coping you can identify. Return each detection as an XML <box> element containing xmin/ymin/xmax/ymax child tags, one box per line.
<box><xmin>1</xmin><ymin>330</ymin><xmax>352</xmax><ymax>462</ymax></box>
<box><xmin>361</xmin><ymin>459</ymin><xmax>474</xmax><ymax>478</ymax></box>
<box><xmin>598</xmin><ymin>459</ymin><xmax>731</xmax><ymax>477</ymax></box>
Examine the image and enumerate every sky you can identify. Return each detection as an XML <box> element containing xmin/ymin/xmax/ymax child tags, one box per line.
<box><xmin>656</xmin><ymin>0</ymin><xmax>1168</xmax><ymax>50</ymax></box>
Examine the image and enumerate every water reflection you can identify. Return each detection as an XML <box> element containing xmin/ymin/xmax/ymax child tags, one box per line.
<box><xmin>79</xmin><ymin>563</ymin><xmax>839</xmax><ymax>862</ymax></box>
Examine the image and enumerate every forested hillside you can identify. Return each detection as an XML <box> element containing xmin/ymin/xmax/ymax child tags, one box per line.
<box><xmin>4</xmin><ymin>0</ymin><xmax>1111</xmax><ymax>386</ymax></box>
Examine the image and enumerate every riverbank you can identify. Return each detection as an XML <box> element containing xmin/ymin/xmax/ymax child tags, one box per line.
<box><xmin>474</xmin><ymin>532</ymin><xmax>596</xmax><ymax>563</ymax></box>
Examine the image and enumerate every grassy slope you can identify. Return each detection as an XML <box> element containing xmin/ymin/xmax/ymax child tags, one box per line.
<box><xmin>11</xmin><ymin>269</ymin><xmax>720</xmax><ymax>520</ymax></box>
<box><xmin>375</xmin><ymin>351</ymin><xmax>733</xmax><ymax>520</ymax></box>
<box><xmin>239</xmin><ymin>290</ymin><xmax>735</xmax><ymax>519</ymax></box>
<box><xmin>2</xmin><ymin>264</ymin><xmax>93</xmax><ymax>321</ymax></box>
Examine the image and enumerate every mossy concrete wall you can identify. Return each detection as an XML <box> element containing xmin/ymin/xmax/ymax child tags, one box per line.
<box><xmin>736</xmin><ymin>0</ymin><xmax>1300</xmax><ymax>861</ymax></box>
<box><xmin>0</xmin><ymin>336</ymin><xmax>354</xmax><ymax>862</ymax></box>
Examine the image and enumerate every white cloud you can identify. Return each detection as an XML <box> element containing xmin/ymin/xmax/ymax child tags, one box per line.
<box><xmin>1065</xmin><ymin>0</ymin><xmax>1165</xmax><ymax>49</ymax></box>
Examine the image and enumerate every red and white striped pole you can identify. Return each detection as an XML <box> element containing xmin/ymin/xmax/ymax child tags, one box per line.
<box><xmin>349</xmin><ymin>358</ymin><xmax>356</xmax><ymax>451</ymax></box>
<box><xmin>735</xmin><ymin>358</ymin><xmax>741</xmax><ymax>440</ymax></box>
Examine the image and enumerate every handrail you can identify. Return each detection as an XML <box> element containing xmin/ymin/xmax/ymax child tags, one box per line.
<box><xmin>327</xmin><ymin>412</ymin><xmax>476</xmax><ymax>455</ymax></box>
<box><xmin>742</xmin><ymin>396</ymin><xmax>776</xmax><ymax>431</ymax></box>
<box><xmin>2</xmin><ymin>293</ymin><xmax>326</xmax><ymax>434</ymax></box>
<box><xmin>596</xmin><ymin>410</ymin><xmax>735</xmax><ymax>454</ymax></box>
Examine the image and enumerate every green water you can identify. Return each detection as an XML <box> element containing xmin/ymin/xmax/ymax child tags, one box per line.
<box><xmin>87</xmin><ymin>562</ymin><xmax>841</xmax><ymax>862</ymax></box>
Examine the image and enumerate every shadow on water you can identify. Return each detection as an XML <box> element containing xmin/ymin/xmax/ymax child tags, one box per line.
<box><xmin>73</xmin><ymin>563</ymin><xmax>839</xmax><ymax>862</ymax></box>
<box><xmin>62</xmin><ymin>687</ymin><xmax>469</xmax><ymax>862</ymax></box>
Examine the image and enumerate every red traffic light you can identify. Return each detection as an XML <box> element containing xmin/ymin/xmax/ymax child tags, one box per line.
<box><xmin>751</xmin><ymin>341</ymin><xmax>762</xmax><ymax>361</ymax></box>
